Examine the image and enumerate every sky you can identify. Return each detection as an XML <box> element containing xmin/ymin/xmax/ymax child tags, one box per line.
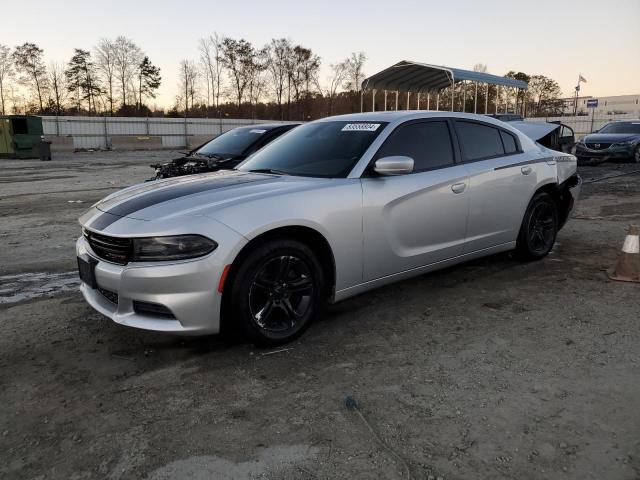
<box><xmin>3</xmin><ymin>0</ymin><xmax>639</xmax><ymax>108</ymax></box>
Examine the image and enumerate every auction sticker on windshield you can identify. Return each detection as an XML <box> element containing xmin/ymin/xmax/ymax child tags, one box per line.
<box><xmin>342</xmin><ymin>123</ymin><xmax>381</xmax><ymax>132</ymax></box>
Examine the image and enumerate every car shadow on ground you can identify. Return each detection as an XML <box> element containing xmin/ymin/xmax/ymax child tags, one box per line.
<box><xmin>76</xmin><ymin>250</ymin><xmax>524</xmax><ymax>369</ymax></box>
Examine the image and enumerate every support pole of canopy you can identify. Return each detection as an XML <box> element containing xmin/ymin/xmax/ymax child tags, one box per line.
<box><xmin>417</xmin><ymin>92</ymin><xmax>420</xmax><ymax>109</ymax></box>
<box><xmin>485</xmin><ymin>83</ymin><xmax>488</xmax><ymax>114</ymax></box>
<box><xmin>462</xmin><ymin>80</ymin><xmax>466</xmax><ymax>113</ymax></box>
<box><xmin>474</xmin><ymin>82</ymin><xmax>478</xmax><ymax>114</ymax></box>
<box><xmin>427</xmin><ymin>92</ymin><xmax>430</xmax><ymax>110</ymax></box>
<box><xmin>436</xmin><ymin>92</ymin><xmax>440</xmax><ymax>111</ymax></box>
<box><xmin>450</xmin><ymin>76</ymin><xmax>455</xmax><ymax>112</ymax></box>
<box><xmin>372</xmin><ymin>89</ymin><xmax>375</xmax><ymax>112</ymax></box>
<box><xmin>360</xmin><ymin>90</ymin><xmax>363</xmax><ymax>113</ymax></box>
<box><xmin>504</xmin><ymin>88</ymin><xmax>508</xmax><ymax>114</ymax></box>
<box><xmin>407</xmin><ymin>92</ymin><xmax>410</xmax><ymax>110</ymax></box>
<box><xmin>395</xmin><ymin>91</ymin><xmax>398</xmax><ymax>111</ymax></box>
<box><xmin>495</xmin><ymin>85</ymin><xmax>499</xmax><ymax>114</ymax></box>
<box><xmin>384</xmin><ymin>90</ymin><xmax>387</xmax><ymax>111</ymax></box>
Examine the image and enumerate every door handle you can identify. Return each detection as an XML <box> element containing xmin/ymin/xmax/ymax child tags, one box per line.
<box><xmin>451</xmin><ymin>182</ymin><xmax>467</xmax><ymax>194</ymax></box>
<box><xmin>521</xmin><ymin>166</ymin><xmax>533</xmax><ymax>175</ymax></box>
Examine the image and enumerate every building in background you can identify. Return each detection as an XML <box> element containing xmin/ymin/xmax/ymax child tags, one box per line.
<box><xmin>561</xmin><ymin>94</ymin><xmax>640</xmax><ymax>116</ymax></box>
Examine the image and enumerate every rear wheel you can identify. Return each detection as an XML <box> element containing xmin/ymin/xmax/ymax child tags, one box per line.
<box><xmin>231</xmin><ymin>239</ymin><xmax>323</xmax><ymax>346</ymax></box>
<box><xmin>515</xmin><ymin>192</ymin><xmax>558</xmax><ymax>260</ymax></box>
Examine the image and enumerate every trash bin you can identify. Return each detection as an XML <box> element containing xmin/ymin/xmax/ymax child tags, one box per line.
<box><xmin>37</xmin><ymin>140</ymin><xmax>52</xmax><ymax>161</ymax></box>
<box><xmin>0</xmin><ymin>115</ymin><xmax>48</xmax><ymax>159</ymax></box>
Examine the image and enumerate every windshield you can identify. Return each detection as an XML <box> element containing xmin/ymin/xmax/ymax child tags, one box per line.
<box><xmin>598</xmin><ymin>122</ymin><xmax>640</xmax><ymax>135</ymax></box>
<box><xmin>238</xmin><ymin>121</ymin><xmax>387</xmax><ymax>177</ymax></box>
<box><xmin>194</xmin><ymin>126</ymin><xmax>267</xmax><ymax>157</ymax></box>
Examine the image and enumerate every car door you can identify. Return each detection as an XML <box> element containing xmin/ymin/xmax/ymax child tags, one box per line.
<box><xmin>454</xmin><ymin>120</ymin><xmax>538</xmax><ymax>253</ymax></box>
<box><xmin>361</xmin><ymin>119</ymin><xmax>470</xmax><ymax>281</ymax></box>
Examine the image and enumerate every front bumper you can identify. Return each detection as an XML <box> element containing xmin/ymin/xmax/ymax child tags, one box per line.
<box><xmin>575</xmin><ymin>143</ymin><xmax>635</xmax><ymax>161</ymax></box>
<box><xmin>76</xmin><ymin>233</ymin><xmax>243</xmax><ymax>335</ymax></box>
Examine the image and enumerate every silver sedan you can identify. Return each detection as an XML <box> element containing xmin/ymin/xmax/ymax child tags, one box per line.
<box><xmin>77</xmin><ymin>112</ymin><xmax>581</xmax><ymax>345</ymax></box>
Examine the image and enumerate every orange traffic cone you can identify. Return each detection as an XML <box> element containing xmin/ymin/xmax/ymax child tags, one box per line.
<box><xmin>610</xmin><ymin>225</ymin><xmax>640</xmax><ymax>283</ymax></box>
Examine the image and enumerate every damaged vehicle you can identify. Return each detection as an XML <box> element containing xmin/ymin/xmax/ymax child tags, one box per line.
<box><xmin>150</xmin><ymin>123</ymin><xmax>299</xmax><ymax>180</ymax></box>
<box><xmin>504</xmin><ymin>120</ymin><xmax>575</xmax><ymax>153</ymax></box>
<box><xmin>77</xmin><ymin>112</ymin><xmax>581</xmax><ymax>346</ymax></box>
<box><xmin>574</xmin><ymin>120</ymin><xmax>640</xmax><ymax>164</ymax></box>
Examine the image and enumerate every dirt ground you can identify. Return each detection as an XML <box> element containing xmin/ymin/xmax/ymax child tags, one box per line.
<box><xmin>1</xmin><ymin>151</ymin><xmax>639</xmax><ymax>480</ymax></box>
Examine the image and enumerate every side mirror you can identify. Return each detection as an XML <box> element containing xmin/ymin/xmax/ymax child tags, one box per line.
<box><xmin>373</xmin><ymin>156</ymin><xmax>414</xmax><ymax>176</ymax></box>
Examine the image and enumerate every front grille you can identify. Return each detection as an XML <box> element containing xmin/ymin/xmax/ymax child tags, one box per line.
<box><xmin>586</xmin><ymin>142</ymin><xmax>611</xmax><ymax>150</ymax></box>
<box><xmin>133</xmin><ymin>300</ymin><xmax>175</xmax><ymax>319</ymax></box>
<box><xmin>84</xmin><ymin>230</ymin><xmax>132</xmax><ymax>265</ymax></box>
<box><xmin>98</xmin><ymin>287</ymin><xmax>119</xmax><ymax>305</ymax></box>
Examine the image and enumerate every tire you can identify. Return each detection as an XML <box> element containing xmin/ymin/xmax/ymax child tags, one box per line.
<box><xmin>633</xmin><ymin>145</ymin><xmax>640</xmax><ymax>163</ymax></box>
<box><xmin>515</xmin><ymin>192</ymin><xmax>559</xmax><ymax>260</ymax></box>
<box><xmin>230</xmin><ymin>239</ymin><xmax>323</xmax><ymax>347</ymax></box>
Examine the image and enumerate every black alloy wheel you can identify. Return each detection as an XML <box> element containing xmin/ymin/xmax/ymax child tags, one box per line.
<box><xmin>516</xmin><ymin>192</ymin><xmax>558</xmax><ymax>260</ymax></box>
<box><xmin>249</xmin><ymin>255</ymin><xmax>314</xmax><ymax>333</ymax></box>
<box><xmin>231</xmin><ymin>239</ymin><xmax>323</xmax><ymax>346</ymax></box>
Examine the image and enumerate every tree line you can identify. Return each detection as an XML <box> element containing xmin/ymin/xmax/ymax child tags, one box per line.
<box><xmin>0</xmin><ymin>36</ymin><xmax>563</xmax><ymax>120</ymax></box>
<box><xmin>0</xmin><ymin>38</ymin><xmax>161</xmax><ymax>117</ymax></box>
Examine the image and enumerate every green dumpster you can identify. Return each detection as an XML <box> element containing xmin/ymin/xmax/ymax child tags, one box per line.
<box><xmin>0</xmin><ymin>115</ymin><xmax>49</xmax><ymax>159</ymax></box>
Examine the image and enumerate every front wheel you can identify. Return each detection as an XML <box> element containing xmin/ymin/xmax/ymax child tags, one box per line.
<box><xmin>230</xmin><ymin>239</ymin><xmax>323</xmax><ymax>346</ymax></box>
<box><xmin>515</xmin><ymin>192</ymin><xmax>558</xmax><ymax>260</ymax></box>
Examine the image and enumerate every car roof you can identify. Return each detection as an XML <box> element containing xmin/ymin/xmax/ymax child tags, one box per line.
<box><xmin>316</xmin><ymin>110</ymin><xmax>518</xmax><ymax>129</ymax></box>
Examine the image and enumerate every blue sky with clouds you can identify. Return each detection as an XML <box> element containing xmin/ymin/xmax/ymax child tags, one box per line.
<box><xmin>4</xmin><ymin>0</ymin><xmax>639</xmax><ymax>107</ymax></box>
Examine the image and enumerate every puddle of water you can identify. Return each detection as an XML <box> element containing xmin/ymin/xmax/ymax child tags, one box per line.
<box><xmin>0</xmin><ymin>271</ymin><xmax>80</xmax><ymax>305</ymax></box>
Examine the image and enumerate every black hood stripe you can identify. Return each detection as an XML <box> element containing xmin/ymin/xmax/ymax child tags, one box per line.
<box><xmin>89</xmin><ymin>173</ymin><xmax>265</xmax><ymax>231</ymax></box>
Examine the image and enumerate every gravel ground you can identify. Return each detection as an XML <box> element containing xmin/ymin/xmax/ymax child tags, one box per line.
<box><xmin>0</xmin><ymin>151</ymin><xmax>639</xmax><ymax>480</ymax></box>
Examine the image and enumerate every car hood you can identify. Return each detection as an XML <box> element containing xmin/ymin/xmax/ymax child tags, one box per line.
<box><xmin>582</xmin><ymin>133</ymin><xmax>639</xmax><ymax>143</ymax></box>
<box><xmin>84</xmin><ymin>170</ymin><xmax>326</xmax><ymax>230</ymax></box>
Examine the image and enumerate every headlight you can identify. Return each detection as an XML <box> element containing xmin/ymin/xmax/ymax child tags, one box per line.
<box><xmin>132</xmin><ymin>235</ymin><xmax>217</xmax><ymax>261</ymax></box>
<box><xmin>615</xmin><ymin>140</ymin><xmax>636</xmax><ymax>146</ymax></box>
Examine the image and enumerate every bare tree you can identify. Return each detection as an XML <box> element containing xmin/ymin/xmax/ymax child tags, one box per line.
<box><xmin>265</xmin><ymin>38</ymin><xmax>292</xmax><ymax>119</ymax></box>
<box><xmin>113</xmin><ymin>36</ymin><xmax>142</xmax><ymax>109</ymax></box>
<box><xmin>95</xmin><ymin>38</ymin><xmax>117</xmax><ymax>114</ymax></box>
<box><xmin>314</xmin><ymin>60</ymin><xmax>348</xmax><ymax>116</ymax></box>
<box><xmin>473</xmin><ymin>63</ymin><xmax>488</xmax><ymax>73</ymax></box>
<box><xmin>12</xmin><ymin>42</ymin><xmax>48</xmax><ymax>113</ymax></box>
<box><xmin>48</xmin><ymin>62</ymin><xmax>67</xmax><ymax>114</ymax></box>
<box><xmin>247</xmin><ymin>48</ymin><xmax>267</xmax><ymax>118</ymax></box>
<box><xmin>178</xmin><ymin>59</ymin><xmax>199</xmax><ymax>116</ymax></box>
<box><xmin>199</xmin><ymin>34</ymin><xmax>224</xmax><ymax>110</ymax></box>
<box><xmin>0</xmin><ymin>44</ymin><xmax>13</xmax><ymax>115</ymax></box>
<box><xmin>343</xmin><ymin>51</ymin><xmax>367</xmax><ymax>92</ymax></box>
<box><xmin>6</xmin><ymin>82</ymin><xmax>26</xmax><ymax>114</ymax></box>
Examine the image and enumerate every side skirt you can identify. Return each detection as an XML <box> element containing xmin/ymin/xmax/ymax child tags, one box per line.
<box><xmin>333</xmin><ymin>241</ymin><xmax>516</xmax><ymax>303</ymax></box>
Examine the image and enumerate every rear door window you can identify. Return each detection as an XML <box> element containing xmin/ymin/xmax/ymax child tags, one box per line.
<box><xmin>375</xmin><ymin>121</ymin><xmax>455</xmax><ymax>172</ymax></box>
<box><xmin>456</xmin><ymin>121</ymin><xmax>505</xmax><ymax>161</ymax></box>
<box><xmin>500</xmin><ymin>130</ymin><xmax>518</xmax><ymax>154</ymax></box>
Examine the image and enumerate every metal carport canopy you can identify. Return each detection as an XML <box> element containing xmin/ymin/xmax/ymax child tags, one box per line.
<box><xmin>361</xmin><ymin>60</ymin><xmax>528</xmax><ymax>93</ymax></box>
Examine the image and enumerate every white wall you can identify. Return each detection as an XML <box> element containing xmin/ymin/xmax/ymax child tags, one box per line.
<box><xmin>526</xmin><ymin>113</ymin><xmax>638</xmax><ymax>137</ymax></box>
<box><xmin>41</xmin><ymin>116</ymin><xmax>296</xmax><ymax>150</ymax></box>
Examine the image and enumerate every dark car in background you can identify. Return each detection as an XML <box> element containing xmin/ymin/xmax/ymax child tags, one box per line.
<box><xmin>575</xmin><ymin>120</ymin><xmax>640</xmax><ymax>164</ymax></box>
<box><xmin>150</xmin><ymin>123</ymin><xmax>300</xmax><ymax>180</ymax></box>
